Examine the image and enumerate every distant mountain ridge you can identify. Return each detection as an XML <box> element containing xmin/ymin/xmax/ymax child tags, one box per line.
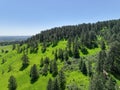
<box><xmin>0</xmin><ymin>36</ymin><xmax>31</xmax><ymax>42</ymax></box>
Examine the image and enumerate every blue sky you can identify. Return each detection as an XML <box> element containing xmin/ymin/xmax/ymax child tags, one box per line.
<box><xmin>0</xmin><ymin>0</ymin><xmax>120</xmax><ymax>36</ymax></box>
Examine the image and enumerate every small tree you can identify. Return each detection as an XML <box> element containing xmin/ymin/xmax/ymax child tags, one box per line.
<box><xmin>42</xmin><ymin>64</ymin><xmax>48</xmax><ymax>76</ymax></box>
<box><xmin>40</xmin><ymin>57</ymin><xmax>44</xmax><ymax>67</ymax></box>
<box><xmin>8</xmin><ymin>65</ymin><xmax>12</xmax><ymax>72</ymax></box>
<box><xmin>105</xmin><ymin>77</ymin><xmax>116</xmax><ymax>90</ymax></box>
<box><xmin>63</xmin><ymin>50</ymin><xmax>69</xmax><ymax>61</ymax></box>
<box><xmin>53</xmin><ymin>78</ymin><xmax>60</xmax><ymax>90</ymax></box>
<box><xmin>101</xmin><ymin>41</ymin><xmax>106</xmax><ymax>50</ymax></box>
<box><xmin>47</xmin><ymin>78</ymin><xmax>53</xmax><ymax>90</ymax></box>
<box><xmin>58</xmin><ymin>70</ymin><xmax>66</xmax><ymax>90</ymax></box>
<box><xmin>8</xmin><ymin>75</ymin><xmax>17</xmax><ymax>90</ymax></box>
<box><xmin>49</xmin><ymin>61</ymin><xmax>53</xmax><ymax>73</ymax></box>
<box><xmin>30</xmin><ymin>64</ymin><xmax>39</xmax><ymax>83</ymax></box>
<box><xmin>81</xmin><ymin>61</ymin><xmax>87</xmax><ymax>75</ymax></box>
<box><xmin>21</xmin><ymin>54</ymin><xmax>29</xmax><ymax>68</ymax></box>
<box><xmin>52</xmin><ymin>60</ymin><xmax>58</xmax><ymax>77</ymax></box>
<box><xmin>12</xmin><ymin>44</ymin><xmax>16</xmax><ymax>50</ymax></box>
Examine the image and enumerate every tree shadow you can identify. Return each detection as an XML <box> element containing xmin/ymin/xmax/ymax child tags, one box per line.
<box><xmin>19</xmin><ymin>64</ymin><xmax>29</xmax><ymax>71</ymax></box>
<box><xmin>113</xmin><ymin>73</ymin><xmax>120</xmax><ymax>80</ymax></box>
<box><xmin>30</xmin><ymin>78</ymin><xmax>39</xmax><ymax>84</ymax></box>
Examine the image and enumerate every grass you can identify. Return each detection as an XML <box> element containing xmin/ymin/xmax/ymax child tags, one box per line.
<box><xmin>0</xmin><ymin>40</ymin><xmax>118</xmax><ymax>90</ymax></box>
<box><xmin>0</xmin><ymin>40</ymin><xmax>67</xmax><ymax>90</ymax></box>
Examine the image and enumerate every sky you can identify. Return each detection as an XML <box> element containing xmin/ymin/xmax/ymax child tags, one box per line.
<box><xmin>0</xmin><ymin>0</ymin><xmax>120</xmax><ymax>36</ymax></box>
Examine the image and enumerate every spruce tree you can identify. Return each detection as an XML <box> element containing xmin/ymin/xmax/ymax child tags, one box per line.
<box><xmin>47</xmin><ymin>78</ymin><xmax>53</xmax><ymax>90</ymax></box>
<box><xmin>21</xmin><ymin>54</ymin><xmax>29</xmax><ymax>68</ymax></box>
<box><xmin>63</xmin><ymin>50</ymin><xmax>69</xmax><ymax>61</ymax></box>
<box><xmin>81</xmin><ymin>61</ymin><xmax>87</xmax><ymax>75</ymax></box>
<box><xmin>52</xmin><ymin>60</ymin><xmax>58</xmax><ymax>77</ymax></box>
<box><xmin>30</xmin><ymin>64</ymin><xmax>39</xmax><ymax>83</ymax></box>
<box><xmin>105</xmin><ymin>77</ymin><xmax>116</xmax><ymax>90</ymax></box>
<box><xmin>8</xmin><ymin>75</ymin><xmax>17</xmax><ymax>90</ymax></box>
<box><xmin>58</xmin><ymin>70</ymin><xmax>66</xmax><ymax>90</ymax></box>
<box><xmin>40</xmin><ymin>57</ymin><xmax>44</xmax><ymax>67</ymax></box>
<box><xmin>42</xmin><ymin>64</ymin><xmax>48</xmax><ymax>76</ymax></box>
<box><xmin>49</xmin><ymin>61</ymin><xmax>53</xmax><ymax>73</ymax></box>
<box><xmin>101</xmin><ymin>41</ymin><xmax>106</xmax><ymax>50</ymax></box>
<box><xmin>73</xmin><ymin>36</ymin><xmax>80</xmax><ymax>58</ymax></box>
<box><xmin>53</xmin><ymin>78</ymin><xmax>60</xmax><ymax>90</ymax></box>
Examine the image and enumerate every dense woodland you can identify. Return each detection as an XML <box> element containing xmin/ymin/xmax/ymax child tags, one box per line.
<box><xmin>1</xmin><ymin>19</ymin><xmax>120</xmax><ymax>90</ymax></box>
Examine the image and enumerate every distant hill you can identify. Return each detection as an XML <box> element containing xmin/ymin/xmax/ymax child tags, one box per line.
<box><xmin>0</xmin><ymin>36</ymin><xmax>31</xmax><ymax>42</ymax></box>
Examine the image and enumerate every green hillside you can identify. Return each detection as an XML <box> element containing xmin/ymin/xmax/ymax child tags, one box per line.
<box><xmin>1</xmin><ymin>19</ymin><xmax>120</xmax><ymax>90</ymax></box>
<box><xmin>0</xmin><ymin>40</ymin><xmax>90</xmax><ymax>90</ymax></box>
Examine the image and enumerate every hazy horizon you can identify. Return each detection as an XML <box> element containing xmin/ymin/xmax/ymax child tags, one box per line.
<box><xmin>0</xmin><ymin>0</ymin><xmax>120</xmax><ymax>36</ymax></box>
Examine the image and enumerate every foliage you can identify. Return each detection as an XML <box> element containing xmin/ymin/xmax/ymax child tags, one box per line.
<box><xmin>8</xmin><ymin>75</ymin><xmax>17</xmax><ymax>90</ymax></box>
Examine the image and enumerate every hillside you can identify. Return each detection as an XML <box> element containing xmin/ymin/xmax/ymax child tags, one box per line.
<box><xmin>0</xmin><ymin>19</ymin><xmax>120</xmax><ymax>90</ymax></box>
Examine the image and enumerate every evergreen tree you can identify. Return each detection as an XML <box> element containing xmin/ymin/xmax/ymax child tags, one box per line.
<box><xmin>67</xmin><ymin>38</ymin><xmax>73</xmax><ymax>57</ymax></box>
<box><xmin>81</xmin><ymin>61</ymin><xmax>87</xmax><ymax>75</ymax></box>
<box><xmin>101</xmin><ymin>41</ymin><xmax>106</xmax><ymax>50</ymax></box>
<box><xmin>41</xmin><ymin>42</ymin><xmax>46</xmax><ymax>53</ymax></box>
<box><xmin>52</xmin><ymin>60</ymin><xmax>58</xmax><ymax>77</ymax></box>
<box><xmin>49</xmin><ymin>61</ymin><xmax>53</xmax><ymax>73</ymax></box>
<box><xmin>21</xmin><ymin>54</ymin><xmax>29</xmax><ymax>68</ymax></box>
<box><xmin>53</xmin><ymin>78</ymin><xmax>60</xmax><ymax>90</ymax></box>
<box><xmin>89</xmin><ymin>73</ymin><xmax>105</xmax><ymax>90</ymax></box>
<box><xmin>58</xmin><ymin>70</ymin><xmax>66</xmax><ymax>90</ymax></box>
<box><xmin>58</xmin><ymin>49</ymin><xmax>64</xmax><ymax>61</ymax></box>
<box><xmin>40</xmin><ymin>57</ymin><xmax>44</xmax><ymax>67</ymax></box>
<box><xmin>8</xmin><ymin>75</ymin><xmax>17</xmax><ymax>90</ymax></box>
<box><xmin>108</xmin><ymin>41</ymin><xmax>120</xmax><ymax>74</ymax></box>
<box><xmin>73</xmin><ymin>37</ymin><xmax>80</xmax><ymax>58</ymax></box>
<box><xmin>8</xmin><ymin>65</ymin><xmax>12</xmax><ymax>72</ymax></box>
<box><xmin>12</xmin><ymin>44</ymin><xmax>16</xmax><ymax>50</ymax></box>
<box><xmin>105</xmin><ymin>77</ymin><xmax>116</xmax><ymax>90</ymax></box>
<box><xmin>88</xmin><ymin>61</ymin><xmax>92</xmax><ymax>76</ymax></box>
<box><xmin>47</xmin><ymin>78</ymin><xmax>53</xmax><ymax>90</ymax></box>
<box><xmin>42</xmin><ymin>64</ymin><xmax>48</xmax><ymax>76</ymax></box>
<box><xmin>30</xmin><ymin>64</ymin><xmax>39</xmax><ymax>83</ymax></box>
<box><xmin>44</xmin><ymin>57</ymin><xmax>50</xmax><ymax>65</ymax></box>
<box><xmin>54</xmin><ymin>49</ymin><xmax>58</xmax><ymax>60</ymax></box>
<box><xmin>96</xmin><ymin>50</ymin><xmax>106</xmax><ymax>73</ymax></box>
<box><xmin>63</xmin><ymin>50</ymin><xmax>69</xmax><ymax>61</ymax></box>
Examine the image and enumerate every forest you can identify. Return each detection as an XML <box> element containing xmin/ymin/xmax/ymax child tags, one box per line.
<box><xmin>0</xmin><ymin>19</ymin><xmax>120</xmax><ymax>90</ymax></box>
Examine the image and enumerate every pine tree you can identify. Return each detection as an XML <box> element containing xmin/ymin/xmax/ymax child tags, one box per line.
<box><xmin>58</xmin><ymin>70</ymin><xmax>66</xmax><ymax>90</ymax></box>
<box><xmin>42</xmin><ymin>64</ymin><xmax>48</xmax><ymax>76</ymax></box>
<box><xmin>52</xmin><ymin>60</ymin><xmax>58</xmax><ymax>77</ymax></box>
<box><xmin>21</xmin><ymin>54</ymin><xmax>29</xmax><ymax>68</ymax></box>
<box><xmin>8</xmin><ymin>65</ymin><xmax>12</xmax><ymax>72</ymax></box>
<box><xmin>67</xmin><ymin>38</ymin><xmax>73</xmax><ymax>57</ymax></box>
<box><xmin>81</xmin><ymin>61</ymin><xmax>87</xmax><ymax>75</ymax></box>
<box><xmin>40</xmin><ymin>57</ymin><xmax>44</xmax><ymax>67</ymax></box>
<box><xmin>88</xmin><ymin>61</ymin><xmax>92</xmax><ymax>76</ymax></box>
<box><xmin>30</xmin><ymin>64</ymin><xmax>39</xmax><ymax>83</ymax></box>
<box><xmin>53</xmin><ymin>78</ymin><xmax>60</xmax><ymax>90</ymax></box>
<box><xmin>73</xmin><ymin>37</ymin><xmax>80</xmax><ymax>58</ymax></box>
<box><xmin>8</xmin><ymin>75</ymin><xmax>17</xmax><ymax>90</ymax></box>
<box><xmin>58</xmin><ymin>49</ymin><xmax>64</xmax><ymax>61</ymax></box>
<box><xmin>96</xmin><ymin>50</ymin><xmax>106</xmax><ymax>73</ymax></box>
<box><xmin>101</xmin><ymin>41</ymin><xmax>106</xmax><ymax>50</ymax></box>
<box><xmin>12</xmin><ymin>44</ymin><xmax>16</xmax><ymax>50</ymax></box>
<box><xmin>63</xmin><ymin>50</ymin><xmax>69</xmax><ymax>61</ymax></box>
<box><xmin>47</xmin><ymin>78</ymin><xmax>53</xmax><ymax>90</ymax></box>
<box><xmin>105</xmin><ymin>77</ymin><xmax>116</xmax><ymax>90</ymax></box>
<box><xmin>49</xmin><ymin>61</ymin><xmax>53</xmax><ymax>73</ymax></box>
<box><xmin>89</xmin><ymin>73</ymin><xmax>105</xmax><ymax>90</ymax></box>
